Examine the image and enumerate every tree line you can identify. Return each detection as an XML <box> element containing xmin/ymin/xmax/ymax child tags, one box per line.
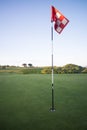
<box><xmin>0</xmin><ymin>64</ymin><xmax>87</xmax><ymax>74</ymax></box>
<box><xmin>41</xmin><ymin>64</ymin><xmax>87</xmax><ymax>74</ymax></box>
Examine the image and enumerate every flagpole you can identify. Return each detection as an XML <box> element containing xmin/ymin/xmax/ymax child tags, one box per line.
<box><xmin>50</xmin><ymin>5</ymin><xmax>69</xmax><ymax>112</ymax></box>
<box><xmin>50</xmin><ymin>21</ymin><xmax>55</xmax><ymax>111</ymax></box>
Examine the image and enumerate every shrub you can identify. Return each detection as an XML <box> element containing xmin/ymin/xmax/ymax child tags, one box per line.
<box><xmin>22</xmin><ymin>68</ymin><xmax>42</xmax><ymax>74</ymax></box>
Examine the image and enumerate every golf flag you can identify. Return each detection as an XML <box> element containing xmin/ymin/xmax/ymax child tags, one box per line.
<box><xmin>51</xmin><ymin>6</ymin><xmax>69</xmax><ymax>34</ymax></box>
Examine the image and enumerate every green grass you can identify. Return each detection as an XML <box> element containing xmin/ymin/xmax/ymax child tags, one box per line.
<box><xmin>0</xmin><ymin>74</ymin><xmax>87</xmax><ymax>130</ymax></box>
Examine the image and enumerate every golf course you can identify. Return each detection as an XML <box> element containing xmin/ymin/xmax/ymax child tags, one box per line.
<box><xmin>0</xmin><ymin>73</ymin><xmax>87</xmax><ymax>130</ymax></box>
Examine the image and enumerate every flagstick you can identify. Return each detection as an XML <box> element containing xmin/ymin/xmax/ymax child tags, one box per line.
<box><xmin>50</xmin><ymin>21</ymin><xmax>55</xmax><ymax>111</ymax></box>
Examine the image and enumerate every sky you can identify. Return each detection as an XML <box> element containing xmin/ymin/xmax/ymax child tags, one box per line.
<box><xmin>0</xmin><ymin>0</ymin><xmax>87</xmax><ymax>67</ymax></box>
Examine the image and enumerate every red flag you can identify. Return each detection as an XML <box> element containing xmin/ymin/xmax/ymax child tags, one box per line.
<box><xmin>51</xmin><ymin>6</ymin><xmax>69</xmax><ymax>34</ymax></box>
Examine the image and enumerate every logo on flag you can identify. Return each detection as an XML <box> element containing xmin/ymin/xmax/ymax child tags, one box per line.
<box><xmin>51</xmin><ymin>6</ymin><xmax>69</xmax><ymax>34</ymax></box>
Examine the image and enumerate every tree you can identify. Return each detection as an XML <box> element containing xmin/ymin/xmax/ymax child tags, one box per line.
<box><xmin>2</xmin><ymin>65</ymin><xmax>7</xmax><ymax>69</ymax></box>
<box><xmin>28</xmin><ymin>63</ymin><xmax>33</xmax><ymax>67</ymax></box>
<box><xmin>22</xmin><ymin>63</ymin><xmax>27</xmax><ymax>67</ymax></box>
<box><xmin>56</xmin><ymin>67</ymin><xmax>62</xmax><ymax>74</ymax></box>
<box><xmin>61</xmin><ymin>64</ymin><xmax>83</xmax><ymax>73</ymax></box>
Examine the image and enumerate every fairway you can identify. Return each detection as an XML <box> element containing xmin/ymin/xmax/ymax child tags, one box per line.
<box><xmin>0</xmin><ymin>74</ymin><xmax>87</xmax><ymax>130</ymax></box>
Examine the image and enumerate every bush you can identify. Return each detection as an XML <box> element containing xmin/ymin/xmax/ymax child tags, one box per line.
<box><xmin>81</xmin><ymin>68</ymin><xmax>87</xmax><ymax>73</ymax></box>
<box><xmin>41</xmin><ymin>67</ymin><xmax>51</xmax><ymax>74</ymax></box>
<box><xmin>22</xmin><ymin>68</ymin><xmax>42</xmax><ymax>74</ymax></box>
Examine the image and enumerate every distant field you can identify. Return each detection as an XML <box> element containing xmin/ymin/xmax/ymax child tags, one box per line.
<box><xmin>0</xmin><ymin>74</ymin><xmax>87</xmax><ymax>130</ymax></box>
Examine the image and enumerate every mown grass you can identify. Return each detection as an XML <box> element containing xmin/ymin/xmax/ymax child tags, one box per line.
<box><xmin>0</xmin><ymin>74</ymin><xmax>87</xmax><ymax>130</ymax></box>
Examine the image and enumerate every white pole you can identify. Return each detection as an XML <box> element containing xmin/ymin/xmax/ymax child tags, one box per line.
<box><xmin>50</xmin><ymin>21</ymin><xmax>55</xmax><ymax>111</ymax></box>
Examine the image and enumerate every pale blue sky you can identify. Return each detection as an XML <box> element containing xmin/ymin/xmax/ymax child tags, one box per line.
<box><xmin>0</xmin><ymin>0</ymin><xmax>87</xmax><ymax>67</ymax></box>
